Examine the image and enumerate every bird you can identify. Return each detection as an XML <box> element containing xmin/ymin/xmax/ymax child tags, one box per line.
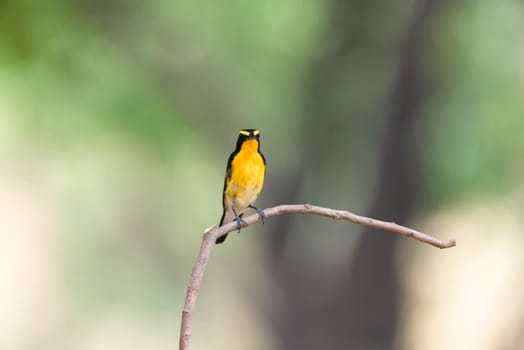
<box><xmin>216</xmin><ymin>129</ymin><xmax>266</xmax><ymax>244</ymax></box>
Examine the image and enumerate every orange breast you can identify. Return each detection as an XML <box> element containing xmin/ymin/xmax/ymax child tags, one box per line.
<box><xmin>226</xmin><ymin>140</ymin><xmax>265</xmax><ymax>209</ymax></box>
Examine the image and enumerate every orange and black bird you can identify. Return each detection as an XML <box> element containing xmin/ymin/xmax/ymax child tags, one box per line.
<box><xmin>216</xmin><ymin>129</ymin><xmax>266</xmax><ymax>244</ymax></box>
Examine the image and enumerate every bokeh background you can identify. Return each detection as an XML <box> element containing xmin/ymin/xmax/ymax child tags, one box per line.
<box><xmin>1</xmin><ymin>0</ymin><xmax>524</xmax><ymax>349</ymax></box>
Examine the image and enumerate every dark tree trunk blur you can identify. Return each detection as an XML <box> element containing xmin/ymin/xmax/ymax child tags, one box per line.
<box><xmin>264</xmin><ymin>0</ymin><xmax>441</xmax><ymax>349</ymax></box>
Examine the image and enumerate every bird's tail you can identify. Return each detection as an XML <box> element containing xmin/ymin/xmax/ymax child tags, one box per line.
<box><xmin>216</xmin><ymin>209</ymin><xmax>242</xmax><ymax>244</ymax></box>
<box><xmin>215</xmin><ymin>211</ymin><xmax>229</xmax><ymax>244</ymax></box>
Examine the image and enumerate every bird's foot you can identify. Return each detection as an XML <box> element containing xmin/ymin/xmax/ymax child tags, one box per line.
<box><xmin>249</xmin><ymin>205</ymin><xmax>266</xmax><ymax>224</ymax></box>
<box><xmin>234</xmin><ymin>216</ymin><xmax>247</xmax><ymax>233</ymax></box>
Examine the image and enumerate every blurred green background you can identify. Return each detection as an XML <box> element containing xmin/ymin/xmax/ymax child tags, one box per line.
<box><xmin>1</xmin><ymin>0</ymin><xmax>523</xmax><ymax>349</ymax></box>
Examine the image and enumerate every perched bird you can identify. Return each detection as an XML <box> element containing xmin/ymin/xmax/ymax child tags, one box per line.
<box><xmin>216</xmin><ymin>129</ymin><xmax>266</xmax><ymax>244</ymax></box>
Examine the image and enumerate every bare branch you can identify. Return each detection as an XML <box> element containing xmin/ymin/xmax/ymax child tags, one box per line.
<box><xmin>179</xmin><ymin>225</ymin><xmax>218</xmax><ymax>350</ymax></box>
<box><xmin>179</xmin><ymin>203</ymin><xmax>456</xmax><ymax>350</ymax></box>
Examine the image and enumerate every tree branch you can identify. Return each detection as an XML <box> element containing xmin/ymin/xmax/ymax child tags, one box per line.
<box><xmin>179</xmin><ymin>203</ymin><xmax>456</xmax><ymax>350</ymax></box>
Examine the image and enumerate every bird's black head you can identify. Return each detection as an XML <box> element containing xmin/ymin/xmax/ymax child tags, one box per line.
<box><xmin>236</xmin><ymin>129</ymin><xmax>260</xmax><ymax>148</ymax></box>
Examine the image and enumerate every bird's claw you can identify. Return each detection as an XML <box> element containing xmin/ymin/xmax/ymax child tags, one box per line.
<box><xmin>234</xmin><ymin>216</ymin><xmax>247</xmax><ymax>233</ymax></box>
<box><xmin>249</xmin><ymin>205</ymin><xmax>265</xmax><ymax>224</ymax></box>
<box><xmin>256</xmin><ymin>208</ymin><xmax>265</xmax><ymax>224</ymax></box>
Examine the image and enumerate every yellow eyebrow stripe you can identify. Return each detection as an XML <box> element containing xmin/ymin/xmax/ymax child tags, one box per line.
<box><xmin>253</xmin><ymin>130</ymin><xmax>259</xmax><ymax>136</ymax></box>
<box><xmin>239</xmin><ymin>130</ymin><xmax>250</xmax><ymax>136</ymax></box>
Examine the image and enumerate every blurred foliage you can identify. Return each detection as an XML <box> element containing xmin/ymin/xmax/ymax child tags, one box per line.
<box><xmin>421</xmin><ymin>0</ymin><xmax>524</xmax><ymax>206</ymax></box>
